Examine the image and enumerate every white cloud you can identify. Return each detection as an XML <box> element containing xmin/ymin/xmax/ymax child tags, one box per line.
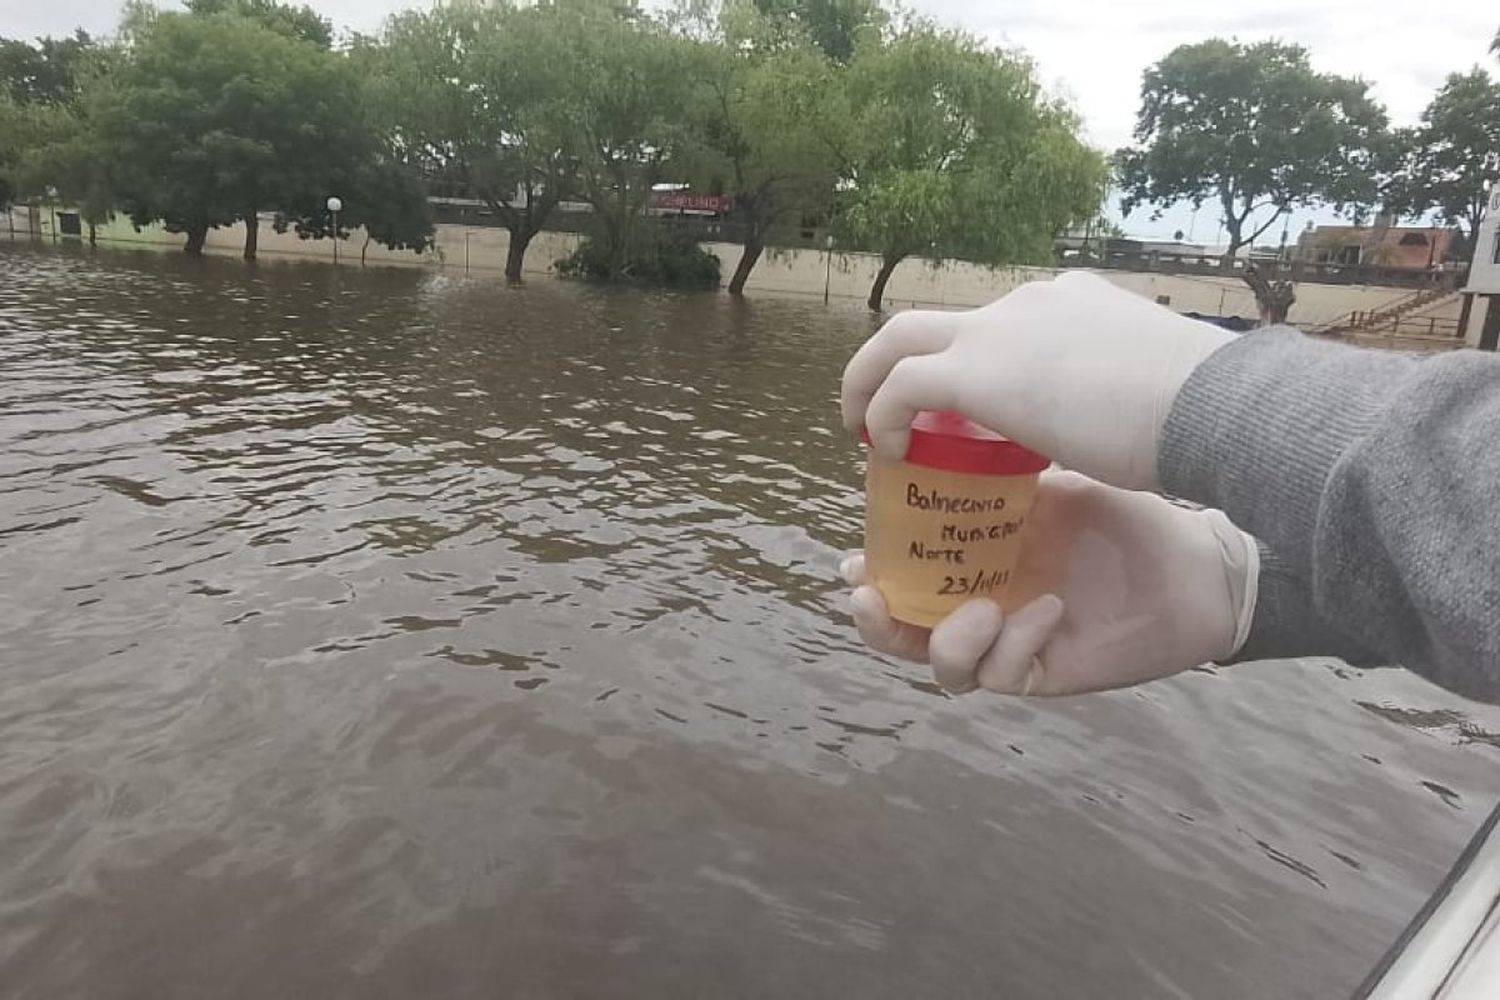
<box><xmin>4</xmin><ymin>0</ymin><xmax>1493</xmax><ymax>238</ymax></box>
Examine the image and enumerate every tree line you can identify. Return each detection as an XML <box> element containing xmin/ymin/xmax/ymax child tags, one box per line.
<box><xmin>1</xmin><ymin>1</ymin><xmax>1496</xmax><ymax>313</ymax></box>
<box><xmin>1117</xmin><ymin>36</ymin><xmax>1500</xmax><ymax>269</ymax></box>
<box><xmin>0</xmin><ymin>0</ymin><xmax>1106</xmax><ymax>308</ymax></box>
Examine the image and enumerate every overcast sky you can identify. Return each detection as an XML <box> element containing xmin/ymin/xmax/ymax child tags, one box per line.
<box><xmin>3</xmin><ymin>0</ymin><xmax>1494</xmax><ymax>240</ymax></box>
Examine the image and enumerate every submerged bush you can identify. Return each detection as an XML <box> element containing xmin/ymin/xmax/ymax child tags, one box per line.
<box><xmin>557</xmin><ymin>224</ymin><xmax>720</xmax><ymax>290</ymax></box>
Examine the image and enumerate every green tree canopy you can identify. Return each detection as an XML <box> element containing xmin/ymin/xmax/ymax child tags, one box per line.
<box><xmin>184</xmin><ymin>0</ymin><xmax>332</xmax><ymax>49</ymax></box>
<box><xmin>91</xmin><ymin>8</ymin><xmax>411</xmax><ymax>257</ymax></box>
<box><xmin>0</xmin><ymin>95</ymin><xmax>63</xmax><ymax>209</ymax></box>
<box><xmin>371</xmin><ymin>0</ymin><xmax>581</xmax><ymax>279</ymax></box>
<box><xmin>685</xmin><ymin>13</ymin><xmax>843</xmax><ymax>294</ymax></box>
<box><xmin>16</xmin><ymin>103</ymin><xmax>116</xmax><ymax>241</ymax></box>
<box><xmin>0</xmin><ymin>31</ymin><xmax>95</xmax><ymax>105</ymax></box>
<box><xmin>840</xmin><ymin>24</ymin><xmax>1104</xmax><ymax>309</ymax></box>
<box><xmin>558</xmin><ymin>4</ymin><xmax>707</xmax><ymax>279</ymax></box>
<box><xmin>1385</xmin><ymin>68</ymin><xmax>1500</xmax><ymax>241</ymax></box>
<box><xmin>748</xmin><ymin>0</ymin><xmax>885</xmax><ymax>62</ymax></box>
<box><xmin>1117</xmin><ymin>39</ymin><xmax>1387</xmax><ymax>264</ymax></box>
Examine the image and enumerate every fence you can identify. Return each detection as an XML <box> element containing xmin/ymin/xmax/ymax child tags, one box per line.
<box><xmin>1063</xmin><ymin>249</ymin><xmax>1469</xmax><ymax>290</ymax></box>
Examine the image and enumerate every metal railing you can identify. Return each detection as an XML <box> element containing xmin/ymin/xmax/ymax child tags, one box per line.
<box><xmin>1058</xmin><ymin>250</ymin><xmax>1469</xmax><ymax>290</ymax></box>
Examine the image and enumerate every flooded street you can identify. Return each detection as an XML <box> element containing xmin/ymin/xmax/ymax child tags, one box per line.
<box><xmin>1</xmin><ymin>242</ymin><xmax>1496</xmax><ymax>999</ymax></box>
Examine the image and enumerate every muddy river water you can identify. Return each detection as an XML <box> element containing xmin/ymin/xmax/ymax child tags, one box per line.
<box><xmin>1</xmin><ymin>243</ymin><xmax>1496</xmax><ymax>998</ymax></box>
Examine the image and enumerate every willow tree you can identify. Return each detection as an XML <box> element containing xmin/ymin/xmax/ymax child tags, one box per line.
<box><xmin>840</xmin><ymin>25</ymin><xmax>1104</xmax><ymax>310</ymax></box>
<box><xmin>686</xmin><ymin>12</ymin><xmax>842</xmax><ymax>295</ymax></box>
<box><xmin>560</xmin><ymin>5</ymin><xmax>704</xmax><ymax>279</ymax></box>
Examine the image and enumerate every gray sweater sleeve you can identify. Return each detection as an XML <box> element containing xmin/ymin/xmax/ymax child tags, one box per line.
<box><xmin>1160</xmin><ymin>328</ymin><xmax>1500</xmax><ymax>701</ymax></box>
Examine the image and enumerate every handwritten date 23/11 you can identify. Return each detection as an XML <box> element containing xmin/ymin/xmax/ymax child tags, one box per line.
<box><xmin>936</xmin><ymin>568</ymin><xmax>1011</xmax><ymax>597</ymax></box>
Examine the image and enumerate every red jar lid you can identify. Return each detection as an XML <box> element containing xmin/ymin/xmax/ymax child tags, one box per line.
<box><xmin>862</xmin><ymin>411</ymin><xmax>1050</xmax><ymax>476</ymax></box>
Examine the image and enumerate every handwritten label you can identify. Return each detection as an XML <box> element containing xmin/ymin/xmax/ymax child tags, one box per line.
<box><xmin>905</xmin><ymin>483</ymin><xmax>1007</xmax><ymax>514</ymax></box>
<box><xmin>901</xmin><ymin>485</ymin><xmax>1027</xmax><ymax>596</ymax></box>
<box><xmin>865</xmin><ymin>462</ymin><xmax>1039</xmax><ymax>627</ymax></box>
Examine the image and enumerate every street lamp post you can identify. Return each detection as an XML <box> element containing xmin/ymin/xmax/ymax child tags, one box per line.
<box><xmin>823</xmin><ymin>234</ymin><xmax>835</xmax><ymax>305</ymax></box>
<box><xmin>326</xmin><ymin>196</ymin><xmax>342</xmax><ymax>265</ymax></box>
<box><xmin>46</xmin><ymin>186</ymin><xmax>58</xmax><ymax>243</ymax></box>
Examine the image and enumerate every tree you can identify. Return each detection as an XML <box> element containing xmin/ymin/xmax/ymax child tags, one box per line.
<box><xmin>0</xmin><ymin>31</ymin><xmax>94</xmax><ymax>105</ymax></box>
<box><xmin>688</xmin><ymin>28</ymin><xmax>842</xmax><ymax>294</ymax></box>
<box><xmin>1242</xmin><ymin>263</ymin><xmax>1295</xmax><ymax>325</ymax></box>
<box><xmin>18</xmin><ymin>105</ymin><xmax>116</xmax><ymax>244</ymax></box>
<box><xmin>91</xmin><ymin>8</ymin><xmax>372</xmax><ymax>257</ymax></box>
<box><xmin>749</xmin><ymin>0</ymin><xmax>885</xmax><ymax>63</ymax></box>
<box><xmin>0</xmin><ymin>96</ymin><xmax>56</xmax><ymax>210</ymax></box>
<box><xmin>282</xmin><ymin>157</ymin><xmax>434</xmax><ymax>264</ymax></box>
<box><xmin>1385</xmin><ymin>69</ymin><xmax>1500</xmax><ymax>243</ymax></box>
<box><xmin>9</xmin><ymin>38</ymin><xmax>122</xmax><ymax>243</ymax></box>
<box><xmin>184</xmin><ymin>0</ymin><xmax>332</xmax><ymax>49</ymax></box>
<box><xmin>373</xmin><ymin>1</ymin><xmax>580</xmax><ymax>280</ymax></box>
<box><xmin>1117</xmin><ymin>40</ymin><xmax>1387</xmax><ymax>269</ymax></box>
<box><xmin>560</xmin><ymin>6</ymin><xmax>706</xmax><ymax>279</ymax></box>
<box><xmin>840</xmin><ymin>25</ymin><xmax>1104</xmax><ymax>310</ymax></box>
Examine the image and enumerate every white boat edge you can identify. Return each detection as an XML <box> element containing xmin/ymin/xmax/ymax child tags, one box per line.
<box><xmin>1356</xmin><ymin>802</ymin><xmax>1500</xmax><ymax>998</ymax></box>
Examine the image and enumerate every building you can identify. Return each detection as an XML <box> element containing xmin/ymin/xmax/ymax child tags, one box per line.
<box><xmin>1459</xmin><ymin>189</ymin><xmax>1500</xmax><ymax>349</ymax></box>
<box><xmin>1297</xmin><ymin>222</ymin><xmax>1455</xmax><ymax>270</ymax></box>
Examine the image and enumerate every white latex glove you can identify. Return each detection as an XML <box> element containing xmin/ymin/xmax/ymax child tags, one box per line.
<box><xmin>840</xmin><ymin>471</ymin><xmax>1258</xmax><ymax>696</ymax></box>
<box><xmin>841</xmin><ymin>271</ymin><xmax>1235</xmax><ymax>491</ymax></box>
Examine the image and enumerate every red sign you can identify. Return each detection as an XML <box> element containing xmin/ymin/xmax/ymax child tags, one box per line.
<box><xmin>649</xmin><ymin>192</ymin><xmax>733</xmax><ymax>214</ymax></box>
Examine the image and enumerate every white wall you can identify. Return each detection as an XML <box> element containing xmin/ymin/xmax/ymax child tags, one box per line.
<box><xmin>1464</xmin><ymin>189</ymin><xmax>1500</xmax><ymax>296</ymax></box>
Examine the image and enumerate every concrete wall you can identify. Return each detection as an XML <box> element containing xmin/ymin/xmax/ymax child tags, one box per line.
<box><xmin>1457</xmin><ymin>190</ymin><xmax>1499</xmax><ymax>346</ymax></box>
<box><xmin>1464</xmin><ymin>294</ymin><xmax>1494</xmax><ymax>349</ymax></box>
<box><xmin>6</xmin><ymin>206</ymin><xmax>1439</xmax><ymax>329</ymax></box>
<box><xmin>1464</xmin><ymin>189</ymin><xmax>1500</xmax><ymax>297</ymax></box>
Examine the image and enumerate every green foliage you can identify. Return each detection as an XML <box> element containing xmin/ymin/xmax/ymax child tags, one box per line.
<box><xmin>838</xmin><ymin>24</ymin><xmax>1104</xmax><ymax>306</ymax></box>
<box><xmin>184</xmin><ymin>0</ymin><xmax>332</xmax><ymax>49</ymax></box>
<box><xmin>370</xmin><ymin>0</ymin><xmax>578</xmax><ymax>275</ymax></box>
<box><xmin>90</xmin><ymin>8</ymin><xmax>415</xmax><ymax>255</ymax></box>
<box><xmin>1384</xmin><ymin>68</ymin><xmax>1500</xmax><ymax>240</ymax></box>
<box><xmin>684</xmin><ymin>11</ymin><xmax>843</xmax><ymax>291</ymax></box>
<box><xmin>557</xmin><ymin>4</ymin><xmax>708</xmax><ymax>278</ymax></box>
<box><xmin>18</xmin><ymin>104</ymin><xmax>116</xmax><ymax>232</ymax></box>
<box><xmin>281</xmin><ymin>158</ymin><xmax>435</xmax><ymax>255</ymax></box>
<box><xmin>0</xmin><ymin>31</ymin><xmax>95</xmax><ymax>105</ymax></box>
<box><xmin>558</xmin><ymin>223</ymin><xmax>721</xmax><ymax>288</ymax></box>
<box><xmin>747</xmin><ymin>0</ymin><xmax>885</xmax><ymax>62</ymax></box>
<box><xmin>1117</xmin><ymin>39</ymin><xmax>1387</xmax><ymax>259</ymax></box>
<box><xmin>0</xmin><ymin>95</ymin><xmax>60</xmax><ymax>208</ymax></box>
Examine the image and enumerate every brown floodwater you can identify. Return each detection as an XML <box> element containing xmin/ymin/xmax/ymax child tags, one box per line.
<box><xmin>1</xmin><ymin>241</ymin><xmax>1497</xmax><ymax>999</ymax></box>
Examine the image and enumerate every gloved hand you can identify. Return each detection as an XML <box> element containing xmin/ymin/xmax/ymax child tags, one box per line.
<box><xmin>841</xmin><ymin>271</ymin><xmax>1235</xmax><ymax>491</ymax></box>
<box><xmin>840</xmin><ymin>470</ymin><xmax>1259</xmax><ymax>696</ymax></box>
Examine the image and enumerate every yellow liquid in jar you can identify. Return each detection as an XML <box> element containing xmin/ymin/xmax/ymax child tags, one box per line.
<box><xmin>864</xmin><ymin>456</ymin><xmax>1041</xmax><ymax>628</ymax></box>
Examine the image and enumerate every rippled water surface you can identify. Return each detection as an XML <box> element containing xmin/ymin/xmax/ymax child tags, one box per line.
<box><xmin>2</xmin><ymin>243</ymin><xmax>1497</xmax><ymax>999</ymax></box>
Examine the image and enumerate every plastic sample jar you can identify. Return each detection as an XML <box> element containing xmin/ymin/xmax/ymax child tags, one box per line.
<box><xmin>863</xmin><ymin>411</ymin><xmax>1050</xmax><ymax>627</ymax></box>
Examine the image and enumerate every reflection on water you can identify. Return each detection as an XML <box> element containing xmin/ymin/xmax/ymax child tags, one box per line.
<box><xmin>1</xmin><ymin>242</ymin><xmax>1497</xmax><ymax>999</ymax></box>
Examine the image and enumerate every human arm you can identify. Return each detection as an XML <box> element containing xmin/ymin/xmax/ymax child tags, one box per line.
<box><xmin>840</xmin><ymin>274</ymin><xmax>1500</xmax><ymax>700</ymax></box>
<box><xmin>1160</xmin><ymin>327</ymin><xmax>1500</xmax><ymax>699</ymax></box>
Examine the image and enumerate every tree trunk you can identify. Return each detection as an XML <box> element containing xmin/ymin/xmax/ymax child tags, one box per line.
<box><xmin>505</xmin><ymin>228</ymin><xmax>534</xmax><ymax>281</ymax></box>
<box><xmin>868</xmin><ymin>254</ymin><xmax>903</xmax><ymax>311</ymax></box>
<box><xmin>1242</xmin><ymin>265</ymin><xmax>1295</xmax><ymax>326</ymax></box>
<box><xmin>184</xmin><ymin>225</ymin><xmax>207</xmax><ymax>255</ymax></box>
<box><xmin>242</xmin><ymin>212</ymin><xmax>258</xmax><ymax>260</ymax></box>
<box><xmin>361</xmin><ymin>234</ymin><xmax>370</xmax><ymax>268</ymax></box>
<box><xmin>727</xmin><ymin>237</ymin><xmax>764</xmax><ymax>297</ymax></box>
<box><xmin>1220</xmin><ymin>234</ymin><xmax>1242</xmax><ymax>270</ymax></box>
<box><xmin>87</xmin><ymin>221</ymin><xmax>96</xmax><ymax>247</ymax></box>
